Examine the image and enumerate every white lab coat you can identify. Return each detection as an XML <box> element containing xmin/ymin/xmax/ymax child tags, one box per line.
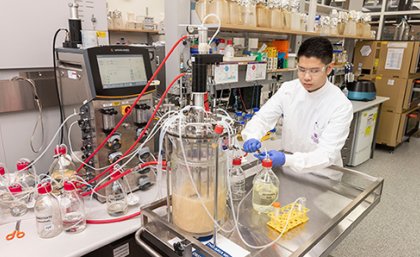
<box><xmin>242</xmin><ymin>79</ymin><xmax>353</xmax><ymax>180</ymax></box>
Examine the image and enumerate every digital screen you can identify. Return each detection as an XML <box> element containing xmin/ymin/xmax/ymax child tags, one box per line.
<box><xmin>97</xmin><ymin>55</ymin><xmax>148</xmax><ymax>89</ymax></box>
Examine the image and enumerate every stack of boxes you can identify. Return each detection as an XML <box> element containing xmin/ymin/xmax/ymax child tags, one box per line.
<box><xmin>353</xmin><ymin>41</ymin><xmax>420</xmax><ymax>148</ymax></box>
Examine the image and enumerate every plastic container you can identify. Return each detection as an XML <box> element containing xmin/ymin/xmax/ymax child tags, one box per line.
<box><xmin>290</xmin><ymin>12</ymin><xmax>301</xmax><ymax>31</ymax></box>
<box><xmin>288</xmin><ymin>53</ymin><xmax>297</xmax><ymax>68</ymax></box>
<box><xmin>230</xmin><ymin>158</ymin><xmax>246</xmax><ymax>201</ymax></box>
<box><xmin>59</xmin><ymin>181</ymin><xmax>87</xmax><ymax>233</ymax></box>
<box><xmin>224</xmin><ymin>39</ymin><xmax>235</xmax><ymax>58</ymax></box>
<box><xmin>252</xmin><ymin>159</ymin><xmax>279</xmax><ymax>213</ymax></box>
<box><xmin>49</xmin><ymin>145</ymin><xmax>76</xmax><ymax>195</ymax></box>
<box><xmin>196</xmin><ymin>0</ymin><xmax>230</xmax><ymax>24</ymax></box>
<box><xmin>106</xmin><ymin>171</ymin><xmax>128</xmax><ymax>217</ymax></box>
<box><xmin>283</xmin><ymin>10</ymin><xmax>291</xmax><ymax>30</ymax></box>
<box><xmin>271</xmin><ymin>8</ymin><xmax>284</xmax><ymax>29</ymax></box>
<box><xmin>241</xmin><ymin>4</ymin><xmax>257</xmax><ymax>27</ymax></box>
<box><xmin>35</xmin><ymin>182</ymin><xmax>63</xmax><ymax>238</ymax></box>
<box><xmin>257</xmin><ymin>3</ymin><xmax>271</xmax><ymax>28</ymax></box>
<box><xmin>217</xmin><ymin>39</ymin><xmax>226</xmax><ymax>54</ymax></box>
<box><xmin>229</xmin><ymin>0</ymin><xmax>243</xmax><ymax>25</ymax></box>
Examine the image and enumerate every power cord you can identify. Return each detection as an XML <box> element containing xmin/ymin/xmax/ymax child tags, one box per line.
<box><xmin>11</xmin><ymin>77</ymin><xmax>45</xmax><ymax>153</ymax></box>
<box><xmin>52</xmin><ymin>28</ymin><xmax>69</xmax><ymax>144</ymax></box>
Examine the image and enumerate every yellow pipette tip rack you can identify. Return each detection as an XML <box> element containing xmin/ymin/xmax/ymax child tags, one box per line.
<box><xmin>267</xmin><ymin>202</ymin><xmax>310</xmax><ymax>235</ymax></box>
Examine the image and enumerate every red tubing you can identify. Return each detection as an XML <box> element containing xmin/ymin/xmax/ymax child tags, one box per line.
<box><xmin>86</xmin><ymin>211</ymin><xmax>141</xmax><ymax>224</ymax></box>
<box><xmin>76</xmin><ymin>35</ymin><xmax>188</xmax><ymax>174</ymax></box>
<box><xmin>80</xmin><ymin>161</ymin><xmax>166</xmax><ymax>197</ymax></box>
<box><xmin>84</xmin><ymin>73</ymin><xmax>185</xmax><ymax>186</ymax></box>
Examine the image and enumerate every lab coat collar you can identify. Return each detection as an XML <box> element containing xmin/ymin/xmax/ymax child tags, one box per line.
<box><xmin>303</xmin><ymin>79</ymin><xmax>331</xmax><ymax>98</ymax></box>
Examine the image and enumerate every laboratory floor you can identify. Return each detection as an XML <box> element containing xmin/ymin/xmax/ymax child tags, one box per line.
<box><xmin>331</xmin><ymin>137</ymin><xmax>420</xmax><ymax>257</ymax></box>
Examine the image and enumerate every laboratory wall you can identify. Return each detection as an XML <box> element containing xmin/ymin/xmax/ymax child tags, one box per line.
<box><xmin>0</xmin><ymin>108</ymin><xmax>60</xmax><ymax>173</ymax></box>
<box><xmin>0</xmin><ymin>70</ymin><xmax>61</xmax><ymax>172</ymax></box>
<box><xmin>107</xmin><ymin>0</ymin><xmax>165</xmax><ymax>24</ymax></box>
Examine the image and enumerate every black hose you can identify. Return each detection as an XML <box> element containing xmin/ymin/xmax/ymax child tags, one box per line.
<box><xmin>52</xmin><ymin>29</ymin><xmax>68</xmax><ymax>144</ymax></box>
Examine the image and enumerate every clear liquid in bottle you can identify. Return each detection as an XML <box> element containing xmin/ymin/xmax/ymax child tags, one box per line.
<box><xmin>252</xmin><ymin>158</ymin><xmax>279</xmax><ymax>213</ymax></box>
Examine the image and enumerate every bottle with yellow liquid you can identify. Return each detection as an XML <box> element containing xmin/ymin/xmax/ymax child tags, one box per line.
<box><xmin>252</xmin><ymin>158</ymin><xmax>279</xmax><ymax>213</ymax></box>
<box><xmin>49</xmin><ymin>145</ymin><xmax>76</xmax><ymax>195</ymax></box>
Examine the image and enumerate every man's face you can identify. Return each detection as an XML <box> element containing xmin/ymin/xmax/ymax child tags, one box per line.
<box><xmin>297</xmin><ymin>56</ymin><xmax>333</xmax><ymax>92</ymax></box>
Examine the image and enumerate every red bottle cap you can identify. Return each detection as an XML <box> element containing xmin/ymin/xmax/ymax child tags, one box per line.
<box><xmin>262</xmin><ymin>159</ymin><xmax>273</xmax><ymax>168</ymax></box>
<box><xmin>0</xmin><ymin>167</ymin><xmax>5</xmax><ymax>176</ymax></box>
<box><xmin>227</xmin><ymin>39</ymin><xmax>233</xmax><ymax>45</ymax></box>
<box><xmin>16</xmin><ymin>162</ymin><xmax>29</xmax><ymax>171</ymax></box>
<box><xmin>219</xmin><ymin>39</ymin><xmax>225</xmax><ymax>43</ymax></box>
<box><xmin>38</xmin><ymin>182</ymin><xmax>52</xmax><ymax>194</ymax></box>
<box><xmin>63</xmin><ymin>181</ymin><xmax>76</xmax><ymax>191</ymax></box>
<box><xmin>9</xmin><ymin>184</ymin><xmax>23</xmax><ymax>194</ymax></box>
<box><xmin>214</xmin><ymin>124</ymin><xmax>224</xmax><ymax>135</ymax></box>
<box><xmin>232</xmin><ymin>158</ymin><xmax>242</xmax><ymax>166</ymax></box>
<box><xmin>54</xmin><ymin>145</ymin><xmax>67</xmax><ymax>155</ymax></box>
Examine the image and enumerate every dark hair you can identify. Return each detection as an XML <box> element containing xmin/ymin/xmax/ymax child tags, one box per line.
<box><xmin>297</xmin><ymin>37</ymin><xmax>333</xmax><ymax>65</ymax></box>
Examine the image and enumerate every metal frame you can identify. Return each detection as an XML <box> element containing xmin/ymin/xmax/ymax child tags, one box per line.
<box><xmin>136</xmin><ymin>164</ymin><xmax>384</xmax><ymax>257</ymax></box>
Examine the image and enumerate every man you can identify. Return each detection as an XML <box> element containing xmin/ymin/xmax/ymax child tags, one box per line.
<box><xmin>242</xmin><ymin>37</ymin><xmax>353</xmax><ymax>179</ymax></box>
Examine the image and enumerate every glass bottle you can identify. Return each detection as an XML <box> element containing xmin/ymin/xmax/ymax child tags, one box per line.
<box><xmin>15</xmin><ymin>160</ymin><xmax>35</xmax><ymax>188</ymax></box>
<box><xmin>59</xmin><ymin>181</ymin><xmax>87</xmax><ymax>233</ymax></box>
<box><xmin>0</xmin><ymin>166</ymin><xmax>9</xmax><ymax>190</ymax></box>
<box><xmin>230</xmin><ymin>158</ymin><xmax>246</xmax><ymax>201</ymax></box>
<box><xmin>244</xmin><ymin>113</ymin><xmax>253</xmax><ymax>124</ymax></box>
<box><xmin>252</xmin><ymin>159</ymin><xmax>279</xmax><ymax>213</ymax></box>
<box><xmin>35</xmin><ymin>182</ymin><xmax>63</xmax><ymax>238</ymax></box>
<box><xmin>106</xmin><ymin>171</ymin><xmax>128</xmax><ymax>217</ymax></box>
<box><xmin>236</xmin><ymin>120</ymin><xmax>246</xmax><ymax>141</ymax></box>
<box><xmin>50</xmin><ymin>145</ymin><xmax>76</xmax><ymax>195</ymax></box>
<box><xmin>7</xmin><ymin>184</ymin><xmax>28</xmax><ymax>217</ymax></box>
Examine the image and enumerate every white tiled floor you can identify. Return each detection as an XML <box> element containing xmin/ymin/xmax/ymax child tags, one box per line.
<box><xmin>331</xmin><ymin>137</ymin><xmax>420</xmax><ymax>257</ymax></box>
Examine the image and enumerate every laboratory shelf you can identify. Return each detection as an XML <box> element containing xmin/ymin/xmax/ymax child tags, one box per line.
<box><xmin>218</xmin><ymin>24</ymin><xmax>374</xmax><ymax>40</ymax></box>
<box><xmin>267</xmin><ymin>68</ymin><xmax>298</xmax><ymax>73</ymax></box>
<box><xmin>108</xmin><ymin>28</ymin><xmax>160</xmax><ymax>34</ymax></box>
<box><xmin>137</xmin><ymin>164</ymin><xmax>384</xmax><ymax>257</ymax></box>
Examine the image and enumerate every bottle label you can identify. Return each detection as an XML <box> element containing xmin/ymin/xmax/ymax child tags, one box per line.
<box><xmin>36</xmin><ymin>215</ymin><xmax>54</xmax><ymax>231</ymax></box>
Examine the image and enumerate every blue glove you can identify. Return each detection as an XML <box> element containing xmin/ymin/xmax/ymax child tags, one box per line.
<box><xmin>254</xmin><ymin>150</ymin><xmax>286</xmax><ymax>167</ymax></box>
<box><xmin>243</xmin><ymin>139</ymin><xmax>261</xmax><ymax>153</ymax></box>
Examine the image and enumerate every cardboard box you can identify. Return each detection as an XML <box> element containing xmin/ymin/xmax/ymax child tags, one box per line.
<box><xmin>353</xmin><ymin>41</ymin><xmax>381</xmax><ymax>77</ymax></box>
<box><xmin>376</xmin><ymin>110</ymin><xmax>405</xmax><ymax>147</ymax></box>
<box><xmin>377</xmin><ymin>41</ymin><xmax>419</xmax><ymax>78</ymax></box>
<box><xmin>374</xmin><ymin>76</ymin><xmax>414</xmax><ymax>113</ymax></box>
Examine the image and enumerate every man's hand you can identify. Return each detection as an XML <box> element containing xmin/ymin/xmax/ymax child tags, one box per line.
<box><xmin>254</xmin><ymin>150</ymin><xmax>286</xmax><ymax>167</ymax></box>
<box><xmin>243</xmin><ymin>139</ymin><xmax>261</xmax><ymax>153</ymax></box>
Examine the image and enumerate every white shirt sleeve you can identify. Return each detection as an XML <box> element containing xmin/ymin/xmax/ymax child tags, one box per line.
<box><xmin>284</xmin><ymin>101</ymin><xmax>353</xmax><ymax>172</ymax></box>
<box><xmin>241</xmin><ymin>84</ymin><xmax>287</xmax><ymax>141</ymax></box>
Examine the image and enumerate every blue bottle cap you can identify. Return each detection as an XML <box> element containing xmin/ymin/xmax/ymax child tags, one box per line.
<box><xmin>253</xmin><ymin>107</ymin><xmax>260</xmax><ymax>113</ymax></box>
<box><xmin>269</xmin><ymin>128</ymin><xmax>276</xmax><ymax>133</ymax></box>
<box><xmin>235</xmin><ymin>111</ymin><xmax>243</xmax><ymax>116</ymax></box>
<box><xmin>244</xmin><ymin>113</ymin><xmax>253</xmax><ymax>119</ymax></box>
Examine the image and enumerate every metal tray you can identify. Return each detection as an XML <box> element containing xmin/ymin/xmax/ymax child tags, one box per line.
<box><xmin>136</xmin><ymin>164</ymin><xmax>384</xmax><ymax>257</ymax></box>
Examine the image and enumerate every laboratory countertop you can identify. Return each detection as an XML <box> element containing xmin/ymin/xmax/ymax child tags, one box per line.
<box><xmin>350</xmin><ymin>96</ymin><xmax>389</xmax><ymax>113</ymax></box>
<box><xmin>0</xmin><ymin>182</ymin><xmax>165</xmax><ymax>257</ymax></box>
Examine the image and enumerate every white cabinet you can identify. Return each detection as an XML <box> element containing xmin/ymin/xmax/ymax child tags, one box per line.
<box><xmin>349</xmin><ymin>106</ymin><xmax>379</xmax><ymax>166</ymax></box>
